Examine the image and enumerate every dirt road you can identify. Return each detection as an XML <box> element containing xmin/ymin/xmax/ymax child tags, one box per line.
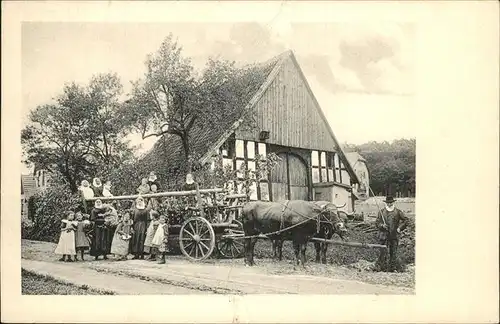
<box><xmin>21</xmin><ymin>240</ymin><xmax>414</xmax><ymax>295</ymax></box>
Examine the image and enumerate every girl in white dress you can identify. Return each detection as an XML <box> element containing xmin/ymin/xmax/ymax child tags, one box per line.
<box><xmin>55</xmin><ymin>211</ymin><xmax>78</xmax><ymax>262</ymax></box>
<box><xmin>151</xmin><ymin>215</ymin><xmax>169</xmax><ymax>264</ymax></box>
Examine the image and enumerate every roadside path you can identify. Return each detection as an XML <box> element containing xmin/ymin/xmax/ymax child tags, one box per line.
<box><xmin>22</xmin><ymin>240</ymin><xmax>414</xmax><ymax>295</ymax></box>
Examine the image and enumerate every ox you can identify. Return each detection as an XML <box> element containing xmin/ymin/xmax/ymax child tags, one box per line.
<box><xmin>271</xmin><ymin>204</ymin><xmax>351</xmax><ymax>264</ymax></box>
<box><xmin>241</xmin><ymin>200</ymin><xmax>346</xmax><ymax>267</ymax></box>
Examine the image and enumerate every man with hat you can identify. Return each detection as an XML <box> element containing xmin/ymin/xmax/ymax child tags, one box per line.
<box><xmin>375</xmin><ymin>195</ymin><xmax>409</xmax><ymax>272</ymax></box>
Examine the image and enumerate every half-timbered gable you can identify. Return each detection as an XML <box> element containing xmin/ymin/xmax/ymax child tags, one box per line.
<box><xmin>141</xmin><ymin>50</ymin><xmax>360</xmax><ymax>210</ymax></box>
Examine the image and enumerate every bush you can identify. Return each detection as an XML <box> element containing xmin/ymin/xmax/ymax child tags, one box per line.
<box><xmin>329</xmin><ymin>219</ymin><xmax>416</xmax><ymax>267</ymax></box>
<box><xmin>22</xmin><ymin>184</ymin><xmax>81</xmax><ymax>243</ymax></box>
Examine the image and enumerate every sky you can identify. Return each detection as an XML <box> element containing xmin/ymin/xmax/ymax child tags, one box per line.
<box><xmin>22</xmin><ymin>21</ymin><xmax>415</xmax><ymax>172</ymax></box>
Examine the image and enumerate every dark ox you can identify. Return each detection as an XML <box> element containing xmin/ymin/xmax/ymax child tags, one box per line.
<box><xmin>272</xmin><ymin>205</ymin><xmax>351</xmax><ymax>264</ymax></box>
<box><xmin>241</xmin><ymin>200</ymin><xmax>346</xmax><ymax>266</ymax></box>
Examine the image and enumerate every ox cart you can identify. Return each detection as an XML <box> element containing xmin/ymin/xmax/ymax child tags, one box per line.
<box><xmin>85</xmin><ymin>188</ymin><xmax>248</xmax><ymax>261</ymax></box>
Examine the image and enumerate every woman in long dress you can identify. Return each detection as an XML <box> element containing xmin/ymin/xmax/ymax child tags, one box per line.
<box><xmin>111</xmin><ymin>211</ymin><xmax>134</xmax><ymax>260</ymax></box>
<box><xmin>55</xmin><ymin>212</ymin><xmax>78</xmax><ymax>262</ymax></box>
<box><xmin>100</xmin><ymin>203</ymin><xmax>119</xmax><ymax>254</ymax></box>
<box><xmin>130</xmin><ymin>196</ymin><xmax>151</xmax><ymax>259</ymax></box>
<box><xmin>89</xmin><ymin>199</ymin><xmax>110</xmax><ymax>260</ymax></box>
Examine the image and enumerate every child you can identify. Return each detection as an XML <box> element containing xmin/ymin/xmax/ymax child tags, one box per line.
<box><xmin>74</xmin><ymin>211</ymin><xmax>91</xmax><ymax>261</ymax></box>
<box><xmin>55</xmin><ymin>211</ymin><xmax>78</xmax><ymax>262</ymax></box>
<box><xmin>111</xmin><ymin>211</ymin><xmax>134</xmax><ymax>261</ymax></box>
<box><xmin>83</xmin><ymin>213</ymin><xmax>93</xmax><ymax>247</ymax></box>
<box><xmin>144</xmin><ymin>210</ymin><xmax>160</xmax><ymax>261</ymax></box>
<box><xmin>137</xmin><ymin>178</ymin><xmax>150</xmax><ymax>195</ymax></box>
<box><xmin>151</xmin><ymin>215</ymin><xmax>169</xmax><ymax>264</ymax></box>
<box><xmin>102</xmin><ymin>180</ymin><xmax>114</xmax><ymax>197</ymax></box>
<box><xmin>147</xmin><ymin>184</ymin><xmax>160</xmax><ymax>210</ymax></box>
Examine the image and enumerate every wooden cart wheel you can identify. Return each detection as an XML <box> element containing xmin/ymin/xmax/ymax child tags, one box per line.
<box><xmin>216</xmin><ymin>220</ymin><xmax>245</xmax><ymax>259</ymax></box>
<box><xmin>179</xmin><ymin>217</ymin><xmax>215</xmax><ymax>261</ymax></box>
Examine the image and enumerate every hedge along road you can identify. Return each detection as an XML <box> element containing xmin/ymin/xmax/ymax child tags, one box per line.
<box><xmin>21</xmin><ymin>240</ymin><xmax>414</xmax><ymax>295</ymax></box>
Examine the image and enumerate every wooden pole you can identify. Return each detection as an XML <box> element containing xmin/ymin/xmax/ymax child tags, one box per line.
<box><xmin>86</xmin><ymin>188</ymin><xmax>225</xmax><ymax>201</ymax></box>
<box><xmin>224</xmin><ymin>193</ymin><xmax>247</xmax><ymax>199</ymax></box>
<box><xmin>310</xmin><ymin>237</ymin><xmax>387</xmax><ymax>249</ymax></box>
<box><xmin>221</xmin><ymin>234</ymin><xmax>386</xmax><ymax>250</ymax></box>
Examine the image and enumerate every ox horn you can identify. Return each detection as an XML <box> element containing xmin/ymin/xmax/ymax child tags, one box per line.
<box><xmin>335</xmin><ymin>202</ymin><xmax>347</xmax><ymax>209</ymax></box>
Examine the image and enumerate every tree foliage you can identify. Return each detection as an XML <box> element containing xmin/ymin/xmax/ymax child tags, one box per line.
<box><xmin>21</xmin><ymin>73</ymin><xmax>134</xmax><ymax>192</ymax></box>
<box><xmin>22</xmin><ymin>183</ymin><xmax>82</xmax><ymax>243</ymax></box>
<box><xmin>343</xmin><ymin>139</ymin><xmax>416</xmax><ymax>196</ymax></box>
<box><xmin>119</xmin><ymin>34</ymin><xmax>265</xmax><ymax>172</ymax></box>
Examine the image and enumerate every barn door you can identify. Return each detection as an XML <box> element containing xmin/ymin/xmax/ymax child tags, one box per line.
<box><xmin>270</xmin><ymin>152</ymin><xmax>309</xmax><ymax>202</ymax></box>
<box><xmin>288</xmin><ymin>154</ymin><xmax>309</xmax><ymax>200</ymax></box>
<box><xmin>270</xmin><ymin>153</ymin><xmax>289</xmax><ymax>201</ymax></box>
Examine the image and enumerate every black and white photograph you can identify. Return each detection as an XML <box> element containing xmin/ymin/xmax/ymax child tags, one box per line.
<box><xmin>2</xmin><ymin>1</ymin><xmax>499</xmax><ymax>323</ymax></box>
<box><xmin>19</xmin><ymin>19</ymin><xmax>417</xmax><ymax>295</ymax></box>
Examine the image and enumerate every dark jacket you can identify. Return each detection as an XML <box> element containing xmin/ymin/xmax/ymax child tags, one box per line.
<box><xmin>375</xmin><ymin>207</ymin><xmax>409</xmax><ymax>240</ymax></box>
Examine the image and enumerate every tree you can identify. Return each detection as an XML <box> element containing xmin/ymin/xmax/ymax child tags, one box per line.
<box><xmin>21</xmin><ymin>73</ymin><xmax>134</xmax><ymax>192</ymax></box>
<box><xmin>343</xmin><ymin>138</ymin><xmax>416</xmax><ymax>197</ymax></box>
<box><xmin>120</xmin><ymin>34</ymin><xmax>265</xmax><ymax>173</ymax></box>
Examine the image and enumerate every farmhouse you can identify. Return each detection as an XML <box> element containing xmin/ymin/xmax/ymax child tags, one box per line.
<box><xmin>21</xmin><ymin>169</ymin><xmax>49</xmax><ymax>217</ymax></box>
<box><xmin>142</xmin><ymin>50</ymin><xmax>361</xmax><ymax>212</ymax></box>
<box><xmin>345</xmin><ymin>152</ymin><xmax>370</xmax><ymax>201</ymax></box>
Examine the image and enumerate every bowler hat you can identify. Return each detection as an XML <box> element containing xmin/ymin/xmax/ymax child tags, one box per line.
<box><xmin>384</xmin><ymin>196</ymin><xmax>396</xmax><ymax>203</ymax></box>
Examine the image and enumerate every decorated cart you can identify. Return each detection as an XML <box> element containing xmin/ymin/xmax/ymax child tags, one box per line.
<box><xmin>85</xmin><ymin>187</ymin><xmax>248</xmax><ymax>261</ymax></box>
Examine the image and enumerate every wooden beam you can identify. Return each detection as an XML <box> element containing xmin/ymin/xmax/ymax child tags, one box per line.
<box><xmin>86</xmin><ymin>188</ymin><xmax>225</xmax><ymax>201</ymax></box>
<box><xmin>255</xmin><ymin>142</ymin><xmax>261</xmax><ymax>200</ymax></box>
<box><xmin>266</xmin><ymin>143</ymin><xmax>273</xmax><ymax>201</ymax></box>
<box><xmin>286</xmin><ymin>152</ymin><xmax>291</xmax><ymax>199</ymax></box>
<box><xmin>224</xmin><ymin>193</ymin><xmax>248</xmax><ymax>199</ymax></box>
<box><xmin>318</xmin><ymin>151</ymin><xmax>323</xmax><ymax>182</ymax></box>
<box><xmin>310</xmin><ymin>237</ymin><xmax>387</xmax><ymax>250</ymax></box>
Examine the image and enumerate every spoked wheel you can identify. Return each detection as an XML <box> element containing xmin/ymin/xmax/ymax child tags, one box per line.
<box><xmin>217</xmin><ymin>220</ymin><xmax>245</xmax><ymax>259</ymax></box>
<box><xmin>179</xmin><ymin>217</ymin><xmax>215</xmax><ymax>261</ymax></box>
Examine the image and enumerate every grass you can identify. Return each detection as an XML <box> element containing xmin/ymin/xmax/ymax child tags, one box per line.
<box><xmin>21</xmin><ymin>268</ymin><xmax>115</xmax><ymax>295</ymax></box>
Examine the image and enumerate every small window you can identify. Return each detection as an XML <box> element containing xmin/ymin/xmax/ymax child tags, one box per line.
<box><xmin>311</xmin><ymin>151</ymin><xmax>319</xmax><ymax>166</ymax></box>
<box><xmin>312</xmin><ymin>168</ymin><xmax>320</xmax><ymax>183</ymax></box>
<box><xmin>258</xmin><ymin>143</ymin><xmax>267</xmax><ymax>157</ymax></box>
<box><xmin>326</xmin><ymin>152</ymin><xmax>334</xmax><ymax>168</ymax></box>
<box><xmin>247</xmin><ymin>141</ymin><xmax>255</xmax><ymax>159</ymax></box>
<box><xmin>247</xmin><ymin>161</ymin><xmax>256</xmax><ymax>171</ymax></box>
<box><xmin>321</xmin><ymin>169</ymin><xmax>327</xmax><ymax>182</ymax></box>
<box><xmin>320</xmin><ymin>152</ymin><xmax>326</xmax><ymax>166</ymax></box>
<box><xmin>236</xmin><ymin>160</ymin><xmax>245</xmax><ymax>178</ymax></box>
<box><xmin>235</xmin><ymin>140</ymin><xmax>245</xmax><ymax>158</ymax></box>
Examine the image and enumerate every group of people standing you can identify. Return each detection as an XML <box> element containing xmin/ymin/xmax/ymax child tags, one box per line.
<box><xmin>56</xmin><ymin>171</ymin><xmax>171</xmax><ymax>264</ymax></box>
<box><xmin>55</xmin><ymin>196</ymin><xmax>170</xmax><ymax>264</ymax></box>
